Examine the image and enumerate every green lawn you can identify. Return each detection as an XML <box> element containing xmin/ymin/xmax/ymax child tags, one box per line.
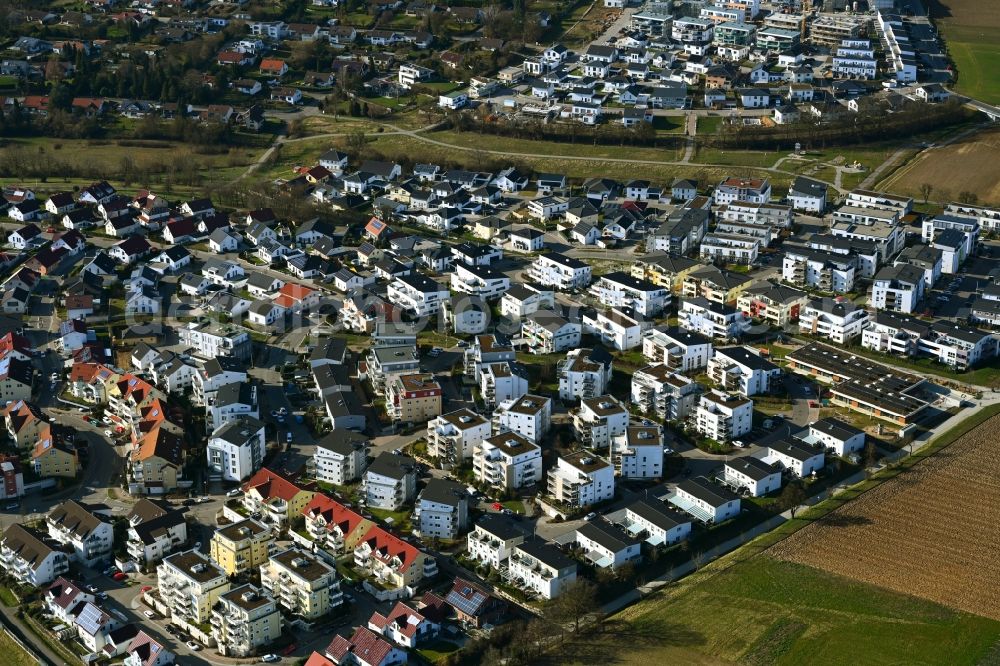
<box><xmin>602</xmin><ymin>557</ymin><xmax>1000</xmax><ymax>666</ymax></box>
<box><xmin>417</xmin><ymin>639</ymin><xmax>461</xmax><ymax>662</ymax></box>
<box><xmin>940</xmin><ymin>23</ymin><xmax>1000</xmax><ymax>105</ymax></box>
<box><xmin>0</xmin><ymin>75</ymin><xmax>17</xmax><ymax>88</ymax></box>
<box><xmin>0</xmin><ymin>586</ymin><xmax>17</xmax><ymax>606</ymax></box>
<box><xmin>501</xmin><ymin>500</ymin><xmax>526</xmax><ymax>514</ymax></box>
<box><xmin>697</xmin><ymin>116</ymin><xmax>725</xmax><ymax>135</ymax></box>
<box><xmin>367</xmin><ymin>507</ymin><xmax>412</xmax><ymax>529</ymax></box>
<box><xmin>0</xmin><ymin>630</ymin><xmax>37</xmax><ymax>666</ymax></box>
<box><xmin>694</xmin><ymin>146</ymin><xmax>783</xmax><ymax>167</ymax></box>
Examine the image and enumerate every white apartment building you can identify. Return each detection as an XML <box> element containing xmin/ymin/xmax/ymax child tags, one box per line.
<box><xmin>126</xmin><ymin>499</ymin><xmax>188</xmax><ymax>565</ymax></box>
<box><xmin>573</xmin><ymin>395</ymin><xmax>629</xmax><ymax>449</ymax></box>
<box><xmin>623</xmin><ymin>500</ymin><xmax>692</xmax><ymax>546</ymax></box>
<box><xmin>582</xmin><ymin>308</ymin><xmax>646</xmax><ymax>351</ymax></box>
<box><xmin>427</xmin><ymin>409</ymin><xmax>491</xmax><ymax>463</ymax></box>
<box><xmin>46</xmin><ymin>500</ymin><xmax>113</xmax><ymax>567</ymax></box>
<box><xmin>480</xmin><ymin>361</ymin><xmax>529</xmax><ymax>411</ymax></box>
<box><xmin>804</xmin><ymin>417</ymin><xmax>866</xmax><ymax>456</ymax></box>
<box><xmin>527</xmin><ymin>253</ymin><xmax>592</xmax><ymax>290</ymax></box>
<box><xmin>707</xmin><ymin>346</ymin><xmax>782</xmax><ymax>397</ymax></box>
<box><xmin>722</xmin><ymin>457</ymin><xmax>782</xmax><ymax>497</ymax></box>
<box><xmin>611</xmin><ymin>426</ymin><xmax>664</xmax><ymax>479</ymax></box>
<box><xmin>713</xmin><ymin>177</ymin><xmax>771</xmax><ymax>205</ymax></box>
<box><xmin>782</xmin><ymin>249</ymin><xmax>856</xmax><ymax>293</ymax></box>
<box><xmin>679</xmin><ymin>298</ymin><xmax>751</xmax><ymax>340</ymax></box>
<box><xmin>558</xmin><ymin>347</ymin><xmax>614</xmax><ymax>401</ymax></box>
<box><xmin>464</xmin><ymin>334</ymin><xmax>516</xmax><ymax>381</ymax></box>
<box><xmin>871</xmin><ymin>263</ymin><xmax>925</xmax><ymax>313</ymax></box>
<box><xmin>177</xmin><ymin>321</ymin><xmax>251</xmax><ymax>361</ymax></box>
<box><xmin>718</xmin><ymin>201</ymin><xmax>792</xmax><ymax>228</ymax></box>
<box><xmin>473</xmin><ymin>431</ymin><xmax>543</xmax><ymax>490</ymax></box>
<box><xmin>362</xmin><ymin>453</ymin><xmax>418</xmax><ymax>510</ymax></box>
<box><xmin>466</xmin><ymin>515</ymin><xmax>526</xmax><ymax>569</ymax></box>
<box><xmin>574</xmin><ymin>520</ymin><xmax>642</xmax><ymax>570</ymax></box>
<box><xmin>921</xmin><ymin>213</ymin><xmax>980</xmax><ymax>257</ymax></box>
<box><xmin>492</xmin><ymin>395</ymin><xmax>551</xmax><ymax>444</ymax></box>
<box><xmin>669</xmin><ymin>476</ymin><xmax>741</xmax><ymax>523</ymax></box>
<box><xmin>508</xmin><ymin>540</ymin><xmax>577</xmax><ymax>600</ymax></box>
<box><xmin>260</xmin><ymin>548</ymin><xmax>342</xmax><ymax>620</ymax></box>
<box><xmin>398</xmin><ymin>62</ymin><xmax>433</xmax><ymax>88</ymax></box>
<box><xmin>501</xmin><ymin>284</ymin><xmax>556</xmax><ymax>320</ymax></box>
<box><xmin>592</xmin><ymin>272</ymin><xmax>669</xmax><ymax>317</ymax></box>
<box><xmin>206</xmin><ymin>416</ymin><xmax>266</xmax><ymax>482</ymax></box>
<box><xmin>211</xmin><ymin>585</ymin><xmax>282</xmax><ymax>657</ymax></box>
<box><xmin>388</xmin><ymin>273</ymin><xmax>450</xmax><ymax>316</ymax></box>
<box><xmin>642</xmin><ymin>327</ymin><xmax>714</xmax><ymax>371</ymax></box>
<box><xmin>450</xmin><ymin>263</ymin><xmax>510</xmax><ymax>300</ymax></box>
<box><xmin>0</xmin><ymin>524</ymin><xmax>70</xmax><ymax>586</ymax></box>
<box><xmin>311</xmin><ymin>430</ymin><xmax>369</xmax><ymax>485</ymax></box>
<box><xmin>521</xmin><ymin>311</ymin><xmax>581</xmax><ymax>353</ymax></box>
<box><xmin>764</xmin><ymin>439</ymin><xmax>825</xmax><ymax>478</ymax></box>
<box><xmin>156</xmin><ymin>551</ymin><xmax>230</xmax><ymax>627</ymax></box>
<box><xmin>547</xmin><ymin>452</ymin><xmax>615</xmax><ymax>508</ymax></box>
<box><xmin>799</xmin><ymin>298</ymin><xmax>871</xmax><ymax>343</ymax></box>
<box><xmin>413</xmin><ymin>479</ymin><xmax>468</xmax><ymax>540</ymax></box>
<box><xmin>690</xmin><ymin>390</ymin><xmax>753</xmax><ymax>443</ymax></box>
<box><xmin>700</xmin><ymin>233</ymin><xmax>761</xmax><ymax>265</ymax></box>
<box><xmin>631</xmin><ymin>364</ymin><xmax>700</xmax><ymax>422</ymax></box>
<box><xmin>845</xmin><ymin>189</ymin><xmax>913</xmax><ymax>215</ymax></box>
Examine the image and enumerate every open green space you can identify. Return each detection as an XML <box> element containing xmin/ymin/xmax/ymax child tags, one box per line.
<box><xmin>693</xmin><ymin>146</ymin><xmax>783</xmax><ymax>167</ymax></box>
<box><xmin>0</xmin><ymin>630</ymin><xmax>37</xmax><ymax>666</ymax></box>
<box><xmin>939</xmin><ymin>23</ymin><xmax>1000</xmax><ymax>106</ymax></box>
<box><xmin>601</xmin><ymin>557</ymin><xmax>1000</xmax><ymax>666</ymax></box>
<box><xmin>697</xmin><ymin>116</ymin><xmax>725</xmax><ymax>134</ymax></box>
<box><xmin>424</xmin><ymin>129</ymin><xmax>686</xmax><ymax>162</ymax></box>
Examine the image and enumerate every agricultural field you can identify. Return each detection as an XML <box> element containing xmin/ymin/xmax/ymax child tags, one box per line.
<box><xmin>584</xmin><ymin>556</ymin><xmax>1000</xmax><ymax>666</ymax></box>
<box><xmin>931</xmin><ymin>0</ymin><xmax>1000</xmax><ymax>105</ymax></box>
<box><xmin>771</xmin><ymin>412</ymin><xmax>1000</xmax><ymax>621</ymax></box>
<box><xmin>880</xmin><ymin>127</ymin><xmax>1000</xmax><ymax>205</ymax></box>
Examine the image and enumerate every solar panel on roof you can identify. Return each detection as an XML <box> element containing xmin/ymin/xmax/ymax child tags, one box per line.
<box><xmin>446</xmin><ymin>588</ymin><xmax>486</xmax><ymax>617</ymax></box>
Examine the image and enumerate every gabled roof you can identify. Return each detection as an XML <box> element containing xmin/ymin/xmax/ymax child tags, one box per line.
<box><xmin>243</xmin><ymin>467</ymin><xmax>306</xmax><ymax>502</ymax></box>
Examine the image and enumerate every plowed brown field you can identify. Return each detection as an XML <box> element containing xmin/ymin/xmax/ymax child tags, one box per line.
<box><xmin>771</xmin><ymin>414</ymin><xmax>1000</xmax><ymax>620</ymax></box>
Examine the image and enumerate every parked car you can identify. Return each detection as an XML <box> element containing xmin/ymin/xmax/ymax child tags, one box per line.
<box><xmin>226</xmin><ymin>488</ymin><xmax>242</xmax><ymax>498</ymax></box>
<box><xmin>584</xmin><ymin>512</ymin><xmax>597</xmax><ymax>521</ymax></box>
<box><xmin>143</xmin><ymin>610</ymin><xmax>156</xmax><ymax>619</ymax></box>
<box><xmin>104</xmin><ymin>430</ymin><xmax>113</xmax><ymax>437</ymax></box>
<box><xmin>262</xmin><ymin>656</ymin><xmax>280</xmax><ymax>664</ymax></box>
<box><xmin>113</xmin><ymin>572</ymin><xmax>127</xmax><ymax>581</ymax></box>
<box><xmin>186</xmin><ymin>641</ymin><xmax>201</xmax><ymax>651</ymax></box>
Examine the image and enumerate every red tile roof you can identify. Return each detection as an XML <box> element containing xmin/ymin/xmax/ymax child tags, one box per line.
<box><xmin>356</xmin><ymin>525</ymin><xmax>421</xmax><ymax>573</ymax></box>
<box><xmin>242</xmin><ymin>467</ymin><xmax>303</xmax><ymax>502</ymax></box>
<box><xmin>368</xmin><ymin>601</ymin><xmax>425</xmax><ymax>638</ymax></box>
<box><xmin>305</xmin><ymin>653</ymin><xmax>336</xmax><ymax>666</ymax></box>
<box><xmin>326</xmin><ymin>627</ymin><xmax>395</xmax><ymax>666</ymax></box>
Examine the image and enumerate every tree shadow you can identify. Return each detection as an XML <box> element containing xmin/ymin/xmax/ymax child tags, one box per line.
<box><xmin>546</xmin><ymin>618</ymin><xmax>707</xmax><ymax>665</ymax></box>
<box><xmin>814</xmin><ymin>513</ymin><xmax>874</xmax><ymax>529</ymax></box>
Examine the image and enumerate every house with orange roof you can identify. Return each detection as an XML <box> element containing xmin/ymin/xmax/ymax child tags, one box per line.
<box><xmin>3</xmin><ymin>399</ymin><xmax>49</xmax><ymax>450</ymax></box>
<box><xmin>68</xmin><ymin>362</ymin><xmax>120</xmax><ymax>404</ymax></box>
<box><xmin>273</xmin><ymin>282</ymin><xmax>320</xmax><ymax>314</ymax></box>
<box><xmin>130</xmin><ymin>427</ymin><xmax>185</xmax><ymax>495</ymax></box>
<box><xmin>0</xmin><ymin>332</ymin><xmax>34</xmax><ymax>361</ymax></box>
<box><xmin>71</xmin><ymin>97</ymin><xmax>105</xmax><ymax>116</ymax></box>
<box><xmin>353</xmin><ymin>525</ymin><xmax>438</xmax><ymax>589</ymax></box>
<box><xmin>32</xmin><ymin>423</ymin><xmax>79</xmax><ymax>478</ymax></box>
<box><xmin>298</xmin><ymin>493</ymin><xmax>374</xmax><ymax>554</ymax></box>
<box><xmin>305</xmin><ymin>652</ymin><xmax>336</xmax><ymax>666</ymax></box>
<box><xmin>260</xmin><ymin>58</ymin><xmax>288</xmax><ymax>77</ymax></box>
<box><xmin>241</xmin><ymin>468</ymin><xmax>316</xmax><ymax>531</ymax></box>
<box><xmin>364</xmin><ymin>217</ymin><xmax>393</xmax><ymax>242</ymax></box>
<box><xmin>108</xmin><ymin>374</ymin><xmax>165</xmax><ymax>430</ymax></box>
